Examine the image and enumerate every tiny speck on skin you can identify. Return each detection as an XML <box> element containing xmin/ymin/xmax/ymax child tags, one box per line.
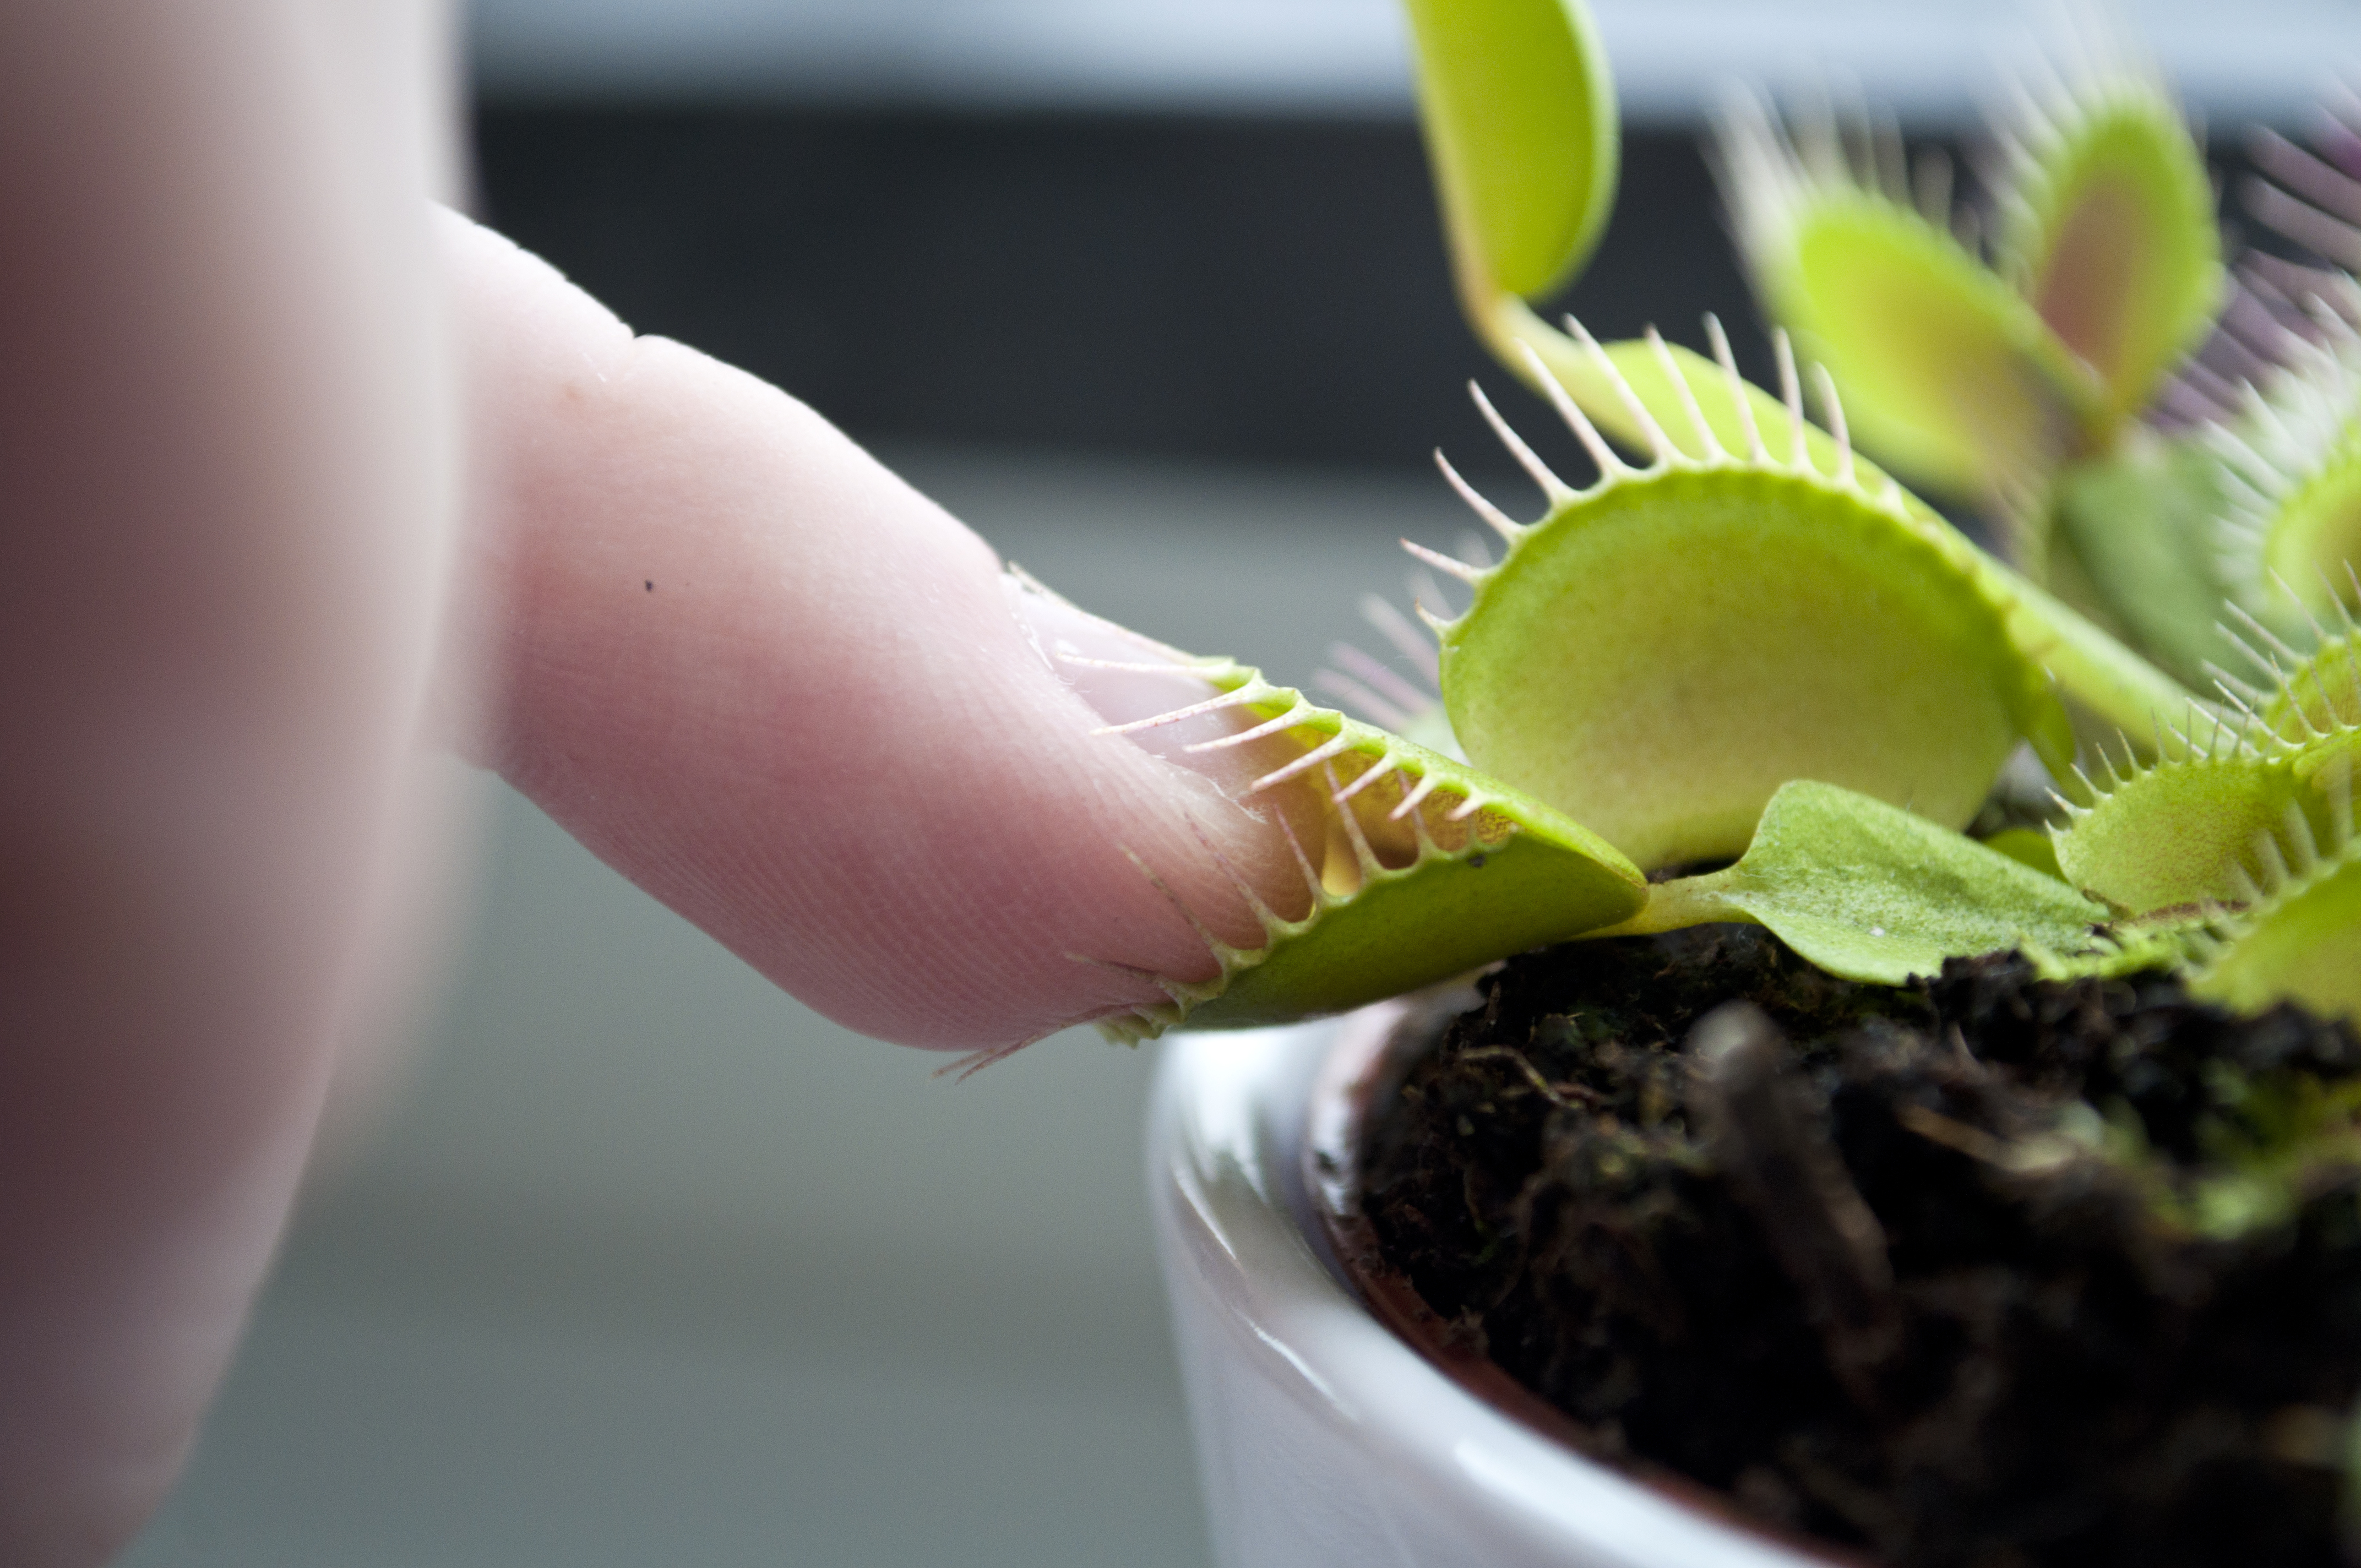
<box><xmin>644</xmin><ymin>580</ymin><xmax>654</xmax><ymax>592</ymax></box>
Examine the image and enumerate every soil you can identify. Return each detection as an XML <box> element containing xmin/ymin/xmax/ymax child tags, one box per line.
<box><xmin>1360</xmin><ymin>926</ymin><xmax>2361</xmax><ymax>1567</ymax></box>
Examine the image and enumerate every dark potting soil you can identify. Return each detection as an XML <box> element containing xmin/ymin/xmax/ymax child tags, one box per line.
<box><xmin>1360</xmin><ymin>927</ymin><xmax>2361</xmax><ymax>1567</ymax></box>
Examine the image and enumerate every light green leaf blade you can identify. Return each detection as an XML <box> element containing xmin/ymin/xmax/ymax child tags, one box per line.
<box><xmin>1994</xmin><ymin>70</ymin><xmax>2223</xmax><ymax>427</ymax></box>
<box><xmin>1102</xmin><ymin>662</ymin><xmax>1645</xmax><ymax>1039</ymax></box>
<box><xmin>1607</xmin><ymin>781</ymin><xmax>2110</xmax><ymax>986</ymax></box>
<box><xmin>1402</xmin><ymin>0</ymin><xmax>1619</xmax><ymax>304</ymax></box>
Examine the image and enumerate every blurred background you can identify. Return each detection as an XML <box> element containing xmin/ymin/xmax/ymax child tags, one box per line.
<box><xmin>122</xmin><ymin>3</ymin><xmax>2357</xmax><ymax>1564</ymax></box>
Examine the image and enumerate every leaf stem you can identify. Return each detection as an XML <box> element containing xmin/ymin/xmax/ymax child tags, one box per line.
<box><xmin>1587</xmin><ymin>871</ymin><xmax>1749</xmax><ymax>939</ymax></box>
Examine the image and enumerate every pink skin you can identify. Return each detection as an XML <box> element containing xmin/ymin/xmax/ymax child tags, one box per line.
<box><xmin>1</xmin><ymin>4</ymin><xmax>1301</xmax><ymax>1561</ymax></box>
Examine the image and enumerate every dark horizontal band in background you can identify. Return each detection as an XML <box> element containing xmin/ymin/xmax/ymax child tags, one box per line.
<box><xmin>474</xmin><ymin>108</ymin><xmax>1761</xmax><ymax>470</ymax></box>
<box><xmin>474</xmin><ymin>106</ymin><xmax>2274</xmax><ymax>473</ymax></box>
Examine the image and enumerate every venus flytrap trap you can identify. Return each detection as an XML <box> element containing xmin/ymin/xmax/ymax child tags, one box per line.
<box><xmin>2190</xmin><ymin>800</ymin><xmax>2361</xmax><ymax>1023</ymax></box>
<box><xmin>1077</xmin><ymin>654</ymin><xmax>1646</xmax><ymax>1040</ymax></box>
<box><xmin>1713</xmin><ymin>88</ymin><xmax>2098</xmax><ymax>505</ymax></box>
<box><xmin>2048</xmin><ymin>732</ymin><xmax>2332</xmax><ymax>919</ymax></box>
<box><xmin>1990</xmin><ymin>35</ymin><xmax>2225</xmax><ymax>439</ymax></box>
<box><xmin>1415</xmin><ymin>328</ymin><xmax>2075</xmax><ymax>868</ymax></box>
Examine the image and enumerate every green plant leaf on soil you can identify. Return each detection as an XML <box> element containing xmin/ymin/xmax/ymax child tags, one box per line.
<box><xmin>1421</xmin><ymin>338</ymin><xmax>2074</xmax><ymax>869</ymax></box>
<box><xmin>1992</xmin><ymin>63</ymin><xmax>2222</xmax><ymax>430</ymax></box>
<box><xmin>2191</xmin><ymin>829</ymin><xmax>2361</xmax><ymax>1026</ymax></box>
<box><xmin>2051</xmin><ymin>744</ymin><xmax>2335</xmax><ymax>921</ymax></box>
<box><xmin>1402</xmin><ymin>0</ymin><xmax>1618</xmax><ymax>309</ymax></box>
<box><xmin>1090</xmin><ymin>658</ymin><xmax>1645</xmax><ymax>1041</ymax></box>
<box><xmin>1597</xmin><ymin>780</ymin><xmax>2110</xmax><ymax>985</ymax></box>
<box><xmin>1713</xmin><ymin>94</ymin><xmax>2096</xmax><ymax>498</ymax></box>
<box><xmin>2049</xmin><ymin>437</ymin><xmax>2243</xmax><ymax>687</ymax></box>
<box><xmin>1477</xmin><ymin>306</ymin><xmax>2199</xmax><ymax>752</ymax></box>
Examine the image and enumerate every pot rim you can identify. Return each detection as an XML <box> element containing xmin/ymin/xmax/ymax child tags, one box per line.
<box><xmin>1300</xmin><ymin>993</ymin><xmax>1857</xmax><ymax>1567</ymax></box>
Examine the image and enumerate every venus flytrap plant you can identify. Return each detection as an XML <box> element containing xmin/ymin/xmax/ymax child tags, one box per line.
<box><xmin>1110</xmin><ymin>18</ymin><xmax>2361</xmax><ymax>1547</ymax></box>
<box><xmin>1070</xmin><ymin>0</ymin><xmax>2361</xmax><ymax>1054</ymax></box>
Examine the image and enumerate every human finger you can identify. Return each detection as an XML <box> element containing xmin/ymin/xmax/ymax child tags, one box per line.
<box><xmin>441</xmin><ymin>209</ymin><xmax>1309</xmax><ymax>1052</ymax></box>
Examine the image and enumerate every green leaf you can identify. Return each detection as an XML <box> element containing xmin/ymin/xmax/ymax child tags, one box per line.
<box><xmin>1993</xmin><ymin>71</ymin><xmax>2223</xmax><ymax>428</ymax></box>
<box><xmin>1603</xmin><ymin>781</ymin><xmax>2110</xmax><ymax>986</ymax></box>
<box><xmin>1095</xmin><ymin>660</ymin><xmax>1646</xmax><ymax>1039</ymax></box>
<box><xmin>1422</xmin><ymin>374</ymin><xmax>2072</xmax><ymax>869</ymax></box>
<box><xmin>1402</xmin><ymin>0</ymin><xmax>1619</xmax><ymax>304</ymax></box>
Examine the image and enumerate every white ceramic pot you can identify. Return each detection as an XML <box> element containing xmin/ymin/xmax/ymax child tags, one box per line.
<box><xmin>1146</xmin><ymin>1001</ymin><xmax>1832</xmax><ymax>1568</ymax></box>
